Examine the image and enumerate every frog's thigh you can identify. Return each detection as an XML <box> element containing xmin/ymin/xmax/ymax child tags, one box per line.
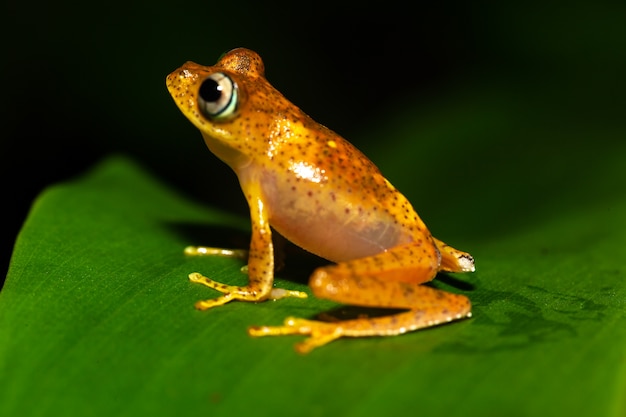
<box><xmin>310</xmin><ymin>242</ymin><xmax>441</xmax><ymax>307</ymax></box>
<box><xmin>309</xmin><ymin>243</ymin><xmax>471</xmax><ymax>329</ymax></box>
<box><xmin>250</xmin><ymin>243</ymin><xmax>470</xmax><ymax>353</ymax></box>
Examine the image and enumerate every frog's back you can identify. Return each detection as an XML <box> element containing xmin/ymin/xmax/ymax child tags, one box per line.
<box><xmin>239</xmin><ymin>124</ymin><xmax>428</xmax><ymax>262</ymax></box>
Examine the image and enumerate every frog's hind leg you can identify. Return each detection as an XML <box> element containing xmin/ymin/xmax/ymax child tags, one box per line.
<box><xmin>249</xmin><ymin>283</ymin><xmax>470</xmax><ymax>354</ymax></box>
<box><xmin>249</xmin><ymin>243</ymin><xmax>471</xmax><ymax>353</ymax></box>
<box><xmin>433</xmin><ymin>238</ymin><xmax>475</xmax><ymax>273</ymax></box>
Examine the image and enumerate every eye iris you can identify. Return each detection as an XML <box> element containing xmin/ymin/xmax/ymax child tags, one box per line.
<box><xmin>197</xmin><ymin>72</ymin><xmax>237</xmax><ymax>120</ymax></box>
<box><xmin>199</xmin><ymin>78</ymin><xmax>222</xmax><ymax>102</ymax></box>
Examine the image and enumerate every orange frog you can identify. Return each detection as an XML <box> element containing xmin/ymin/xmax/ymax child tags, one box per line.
<box><xmin>166</xmin><ymin>48</ymin><xmax>475</xmax><ymax>353</ymax></box>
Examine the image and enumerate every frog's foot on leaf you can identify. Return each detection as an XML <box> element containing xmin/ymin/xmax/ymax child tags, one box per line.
<box><xmin>249</xmin><ymin>318</ymin><xmax>344</xmax><ymax>354</ymax></box>
<box><xmin>184</xmin><ymin>246</ymin><xmax>283</xmax><ymax>273</ymax></box>
<box><xmin>249</xmin><ymin>304</ymin><xmax>472</xmax><ymax>354</ymax></box>
<box><xmin>184</xmin><ymin>246</ymin><xmax>248</xmax><ymax>259</ymax></box>
<box><xmin>189</xmin><ymin>273</ymin><xmax>307</xmax><ymax>310</ymax></box>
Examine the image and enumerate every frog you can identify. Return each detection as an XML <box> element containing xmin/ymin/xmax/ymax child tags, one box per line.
<box><xmin>166</xmin><ymin>48</ymin><xmax>475</xmax><ymax>354</ymax></box>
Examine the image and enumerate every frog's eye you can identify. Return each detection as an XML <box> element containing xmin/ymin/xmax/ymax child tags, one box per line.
<box><xmin>198</xmin><ymin>72</ymin><xmax>238</xmax><ymax>120</ymax></box>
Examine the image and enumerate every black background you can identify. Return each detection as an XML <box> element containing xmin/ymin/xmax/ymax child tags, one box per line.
<box><xmin>4</xmin><ymin>0</ymin><xmax>625</xmax><ymax>284</ymax></box>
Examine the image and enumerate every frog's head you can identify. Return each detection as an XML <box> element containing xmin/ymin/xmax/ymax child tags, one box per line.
<box><xmin>166</xmin><ymin>48</ymin><xmax>264</xmax><ymax>128</ymax></box>
<box><xmin>166</xmin><ymin>48</ymin><xmax>304</xmax><ymax>167</ymax></box>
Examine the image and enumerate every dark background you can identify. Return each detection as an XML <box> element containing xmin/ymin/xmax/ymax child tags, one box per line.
<box><xmin>3</xmin><ymin>1</ymin><xmax>625</xmax><ymax>284</ymax></box>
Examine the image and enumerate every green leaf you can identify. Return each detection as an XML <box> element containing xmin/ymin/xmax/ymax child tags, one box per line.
<box><xmin>2</xmin><ymin>137</ymin><xmax>626</xmax><ymax>416</ymax></box>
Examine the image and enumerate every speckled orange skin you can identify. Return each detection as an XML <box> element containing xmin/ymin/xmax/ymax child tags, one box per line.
<box><xmin>167</xmin><ymin>48</ymin><xmax>475</xmax><ymax>353</ymax></box>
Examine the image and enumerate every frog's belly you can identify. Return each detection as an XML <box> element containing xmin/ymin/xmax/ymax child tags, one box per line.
<box><xmin>267</xmin><ymin>194</ymin><xmax>412</xmax><ymax>263</ymax></box>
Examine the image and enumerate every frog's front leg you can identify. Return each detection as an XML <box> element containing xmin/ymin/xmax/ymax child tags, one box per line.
<box><xmin>249</xmin><ymin>242</ymin><xmax>472</xmax><ymax>353</ymax></box>
<box><xmin>189</xmin><ymin>181</ymin><xmax>307</xmax><ymax>310</ymax></box>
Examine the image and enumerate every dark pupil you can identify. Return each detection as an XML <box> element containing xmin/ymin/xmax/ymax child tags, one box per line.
<box><xmin>199</xmin><ymin>79</ymin><xmax>222</xmax><ymax>102</ymax></box>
